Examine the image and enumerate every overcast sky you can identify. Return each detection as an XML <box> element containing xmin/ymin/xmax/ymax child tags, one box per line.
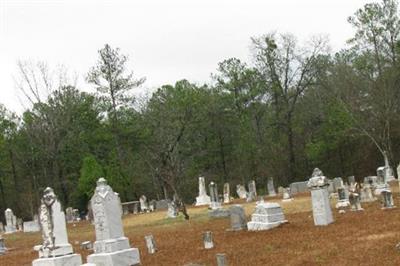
<box><xmin>0</xmin><ymin>0</ymin><xmax>371</xmax><ymax>113</ymax></box>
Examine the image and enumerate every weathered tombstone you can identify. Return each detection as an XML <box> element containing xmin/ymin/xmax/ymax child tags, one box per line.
<box><xmin>347</xmin><ymin>176</ymin><xmax>356</xmax><ymax>186</ymax></box>
<box><xmin>348</xmin><ymin>182</ymin><xmax>363</xmax><ymax>211</ymax></box>
<box><xmin>209</xmin><ymin>182</ymin><xmax>221</xmax><ymax>210</ymax></box>
<box><xmin>376</xmin><ymin>167</ymin><xmax>389</xmax><ymax>195</ymax></box>
<box><xmin>166</xmin><ymin>201</ymin><xmax>178</xmax><ymax>218</ymax></box>
<box><xmin>246</xmin><ymin>180</ymin><xmax>257</xmax><ymax>202</ymax></box>
<box><xmin>307</xmin><ymin>168</ymin><xmax>334</xmax><ymax>226</ymax></box>
<box><xmin>289</xmin><ymin>181</ymin><xmax>308</xmax><ymax>194</ymax></box>
<box><xmin>282</xmin><ymin>187</ymin><xmax>293</xmax><ymax>202</ymax></box>
<box><xmin>216</xmin><ymin>253</ymin><xmax>228</xmax><ymax>266</ymax></box>
<box><xmin>149</xmin><ymin>200</ymin><xmax>156</xmax><ymax>212</ymax></box>
<box><xmin>133</xmin><ymin>201</ymin><xmax>140</xmax><ymax>214</ymax></box>
<box><xmin>4</xmin><ymin>208</ymin><xmax>16</xmax><ymax>234</ymax></box>
<box><xmin>139</xmin><ymin>195</ymin><xmax>149</xmax><ymax>213</ymax></box>
<box><xmin>236</xmin><ymin>184</ymin><xmax>247</xmax><ymax>199</ymax></box>
<box><xmin>229</xmin><ymin>205</ymin><xmax>247</xmax><ymax>231</ymax></box>
<box><xmin>223</xmin><ymin>183</ymin><xmax>230</xmax><ymax>204</ymax></box>
<box><xmin>23</xmin><ymin>219</ymin><xmax>40</xmax><ymax>233</ymax></box>
<box><xmin>332</xmin><ymin>177</ymin><xmax>344</xmax><ymax>192</ymax></box>
<box><xmin>86</xmin><ymin>178</ymin><xmax>141</xmax><ymax>265</ymax></box>
<box><xmin>277</xmin><ymin>186</ymin><xmax>284</xmax><ymax>194</ymax></box>
<box><xmin>247</xmin><ymin>202</ymin><xmax>287</xmax><ymax>231</ymax></box>
<box><xmin>195</xmin><ymin>176</ymin><xmax>211</xmax><ymax>206</ymax></box>
<box><xmin>155</xmin><ymin>199</ymin><xmax>169</xmax><ymax>210</ymax></box>
<box><xmin>65</xmin><ymin>207</ymin><xmax>74</xmax><ymax>223</ymax></box>
<box><xmin>32</xmin><ymin>187</ymin><xmax>82</xmax><ymax>265</ymax></box>
<box><xmin>381</xmin><ymin>189</ymin><xmax>396</xmax><ymax>209</ymax></box>
<box><xmin>360</xmin><ymin>183</ymin><xmax>376</xmax><ymax>202</ymax></box>
<box><xmin>145</xmin><ymin>235</ymin><xmax>157</xmax><ymax>254</ymax></box>
<box><xmin>203</xmin><ymin>231</ymin><xmax>214</xmax><ymax>249</ymax></box>
<box><xmin>0</xmin><ymin>237</ymin><xmax>6</xmax><ymax>255</ymax></box>
<box><xmin>336</xmin><ymin>186</ymin><xmax>350</xmax><ymax>213</ymax></box>
<box><xmin>267</xmin><ymin>177</ymin><xmax>277</xmax><ymax>197</ymax></box>
<box><xmin>16</xmin><ymin>217</ymin><xmax>23</xmax><ymax>231</ymax></box>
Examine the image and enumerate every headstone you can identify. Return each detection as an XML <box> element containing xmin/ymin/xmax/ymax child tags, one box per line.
<box><xmin>332</xmin><ymin>177</ymin><xmax>344</xmax><ymax>192</ymax></box>
<box><xmin>203</xmin><ymin>231</ymin><xmax>214</xmax><ymax>249</ymax></box>
<box><xmin>327</xmin><ymin>179</ymin><xmax>335</xmax><ymax>193</ymax></box>
<box><xmin>216</xmin><ymin>253</ymin><xmax>228</xmax><ymax>266</ymax></box>
<box><xmin>149</xmin><ymin>200</ymin><xmax>156</xmax><ymax>212</ymax></box>
<box><xmin>307</xmin><ymin>168</ymin><xmax>334</xmax><ymax>226</ymax></box>
<box><xmin>381</xmin><ymin>189</ymin><xmax>396</xmax><ymax>209</ymax></box>
<box><xmin>0</xmin><ymin>237</ymin><xmax>6</xmax><ymax>255</ymax></box>
<box><xmin>289</xmin><ymin>181</ymin><xmax>308</xmax><ymax>194</ymax></box>
<box><xmin>348</xmin><ymin>182</ymin><xmax>363</xmax><ymax>211</ymax></box>
<box><xmin>282</xmin><ymin>187</ymin><xmax>293</xmax><ymax>202</ymax></box>
<box><xmin>195</xmin><ymin>176</ymin><xmax>211</xmax><ymax>206</ymax></box>
<box><xmin>155</xmin><ymin>199</ymin><xmax>169</xmax><ymax>210</ymax></box>
<box><xmin>145</xmin><ymin>235</ymin><xmax>157</xmax><ymax>254</ymax></box>
<box><xmin>335</xmin><ymin>186</ymin><xmax>350</xmax><ymax>213</ymax></box>
<box><xmin>236</xmin><ymin>184</ymin><xmax>247</xmax><ymax>199</ymax></box>
<box><xmin>223</xmin><ymin>183</ymin><xmax>230</xmax><ymax>204</ymax></box>
<box><xmin>16</xmin><ymin>217</ymin><xmax>23</xmax><ymax>231</ymax></box>
<box><xmin>139</xmin><ymin>195</ymin><xmax>149</xmax><ymax>213</ymax></box>
<box><xmin>360</xmin><ymin>183</ymin><xmax>376</xmax><ymax>202</ymax></box>
<box><xmin>65</xmin><ymin>207</ymin><xmax>74</xmax><ymax>223</ymax></box>
<box><xmin>247</xmin><ymin>202</ymin><xmax>287</xmax><ymax>231</ymax></box>
<box><xmin>267</xmin><ymin>177</ymin><xmax>277</xmax><ymax>197</ymax></box>
<box><xmin>376</xmin><ymin>167</ymin><xmax>389</xmax><ymax>195</ymax></box>
<box><xmin>229</xmin><ymin>205</ymin><xmax>247</xmax><ymax>231</ymax></box>
<box><xmin>246</xmin><ymin>180</ymin><xmax>257</xmax><ymax>202</ymax></box>
<box><xmin>347</xmin><ymin>176</ymin><xmax>356</xmax><ymax>186</ymax></box>
<box><xmin>4</xmin><ymin>208</ymin><xmax>16</xmax><ymax>234</ymax></box>
<box><xmin>86</xmin><ymin>178</ymin><xmax>141</xmax><ymax>266</ymax></box>
<box><xmin>32</xmin><ymin>187</ymin><xmax>82</xmax><ymax>266</ymax></box>
<box><xmin>209</xmin><ymin>182</ymin><xmax>221</xmax><ymax>210</ymax></box>
<box><xmin>167</xmin><ymin>201</ymin><xmax>178</xmax><ymax>218</ymax></box>
<box><xmin>277</xmin><ymin>186</ymin><xmax>284</xmax><ymax>194</ymax></box>
<box><xmin>23</xmin><ymin>220</ymin><xmax>40</xmax><ymax>233</ymax></box>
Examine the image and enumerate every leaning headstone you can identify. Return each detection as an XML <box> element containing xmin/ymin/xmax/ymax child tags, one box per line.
<box><xmin>307</xmin><ymin>168</ymin><xmax>334</xmax><ymax>226</ymax></box>
<box><xmin>267</xmin><ymin>177</ymin><xmax>277</xmax><ymax>197</ymax></box>
<box><xmin>223</xmin><ymin>183</ymin><xmax>230</xmax><ymax>204</ymax></box>
<box><xmin>229</xmin><ymin>205</ymin><xmax>247</xmax><ymax>231</ymax></box>
<box><xmin>247</xmin><ymin>202</ymin><xmax>287</xmax><ymax>231</ymax></box>
<box><xmin>4</xmin><ymin>208</ymin><xmax>16</xmax><ymax>234</ymax></box>
<box><xmin>236</xmin><ymin>184</ymin><xmax>247</xmax><ymax>199</ymax></box>
<box><xmin>195</xmin><ymin>176</ymin><xmax>211</xmax><ymax>206</ymax></box>
<box><xmin>86</xmin><ymin>178</ymin><xmax>141</xmax><ymax>265</ymax></box>
<box><xmin>0</xmin><ymin>236</ymin><xmax>6</xmax><ymax>255</ymax></box>
<box><xmin>32</xmin><ymin>187</ymin><xmax>82</xmax><ymax>266</ymax></box>
<box><xmin>209</xmin><ymin>182</ymin><xmax>221</xmax><ymax>210</ymax></box>
<box><xmin>140</xmin><ymin>195</ymin><xmax>149</xmax><ymax>213</ymax></box>
<box><xmin>381</xmin><ymin>189</ymin><xmax>396</xmax><ymax>209</ymax></box>
<box><xmin>246</xmin><ymin>180</ymin><xmax>257</xmax><ymax>202</ymax></box>
<box><xmin>216</xmin><ymin>253</ymin><xmax>228</xmax><ymax>266</ymax></box>
<box><xmin>145</xmin><ymin>235</ymin><xmax>157</xmax><ymax>254</ymax></box>
<box><xmin>203</xmin><ymin>231</ymin><xmax>214</xmax><ymax>249</ymax></box>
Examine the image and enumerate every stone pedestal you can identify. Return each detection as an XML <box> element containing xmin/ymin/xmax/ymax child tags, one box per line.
<box><xmin>247</xmin><ymin>202</ymin><xmax>287</xmax><ymax>231</ymax></box>
<box><xmin>308</xmin><ymin>168</ymin><xmax>334</xmax><ymax>226</ymax></box>
<box><xmin>87</xmin><ymin>248</ymin><xmax>140</xmax><ymax>266</ymax></box>
<box><xmin>32</xmin><ymin>254</ymin><xmax>82</xmax><ymax>266</ymax></box>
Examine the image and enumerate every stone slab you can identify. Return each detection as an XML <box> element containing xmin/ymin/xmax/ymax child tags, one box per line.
<box><xmin>247</xmin><ymin>220</ymin><xmax>287</xmax><ymax>231</ymax></box>
<box><xmin>32</xmin><ymin>253</ymin><xmax>82</xmax><ymax>266</ymax></box>
<box><xmin>87</xmin><ymin>247</ymin><xmax>140</xmax><ymax>266</ymax></box>
<box><xmin>208</xmin><ymin>208</ymin><xmax>230</xmax><ymax>218</ymax></box>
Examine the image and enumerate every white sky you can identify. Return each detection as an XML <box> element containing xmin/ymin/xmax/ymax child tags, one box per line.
<box><xmin>0</xmin><ymin>0</ymin><xmax>371</xmax><ymax>113</ymax></box>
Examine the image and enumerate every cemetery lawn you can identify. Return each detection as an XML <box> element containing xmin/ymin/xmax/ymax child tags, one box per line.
<box><xmin>3</xmin><ymin>183</ymin><xmax>400</xmax><ymax>266</ymax></box>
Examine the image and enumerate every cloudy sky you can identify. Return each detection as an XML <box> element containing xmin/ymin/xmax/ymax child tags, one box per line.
<box><xmin>0</xmin><ymin>0</ymin><xmax>371</xmax><ymax>113</ymax></box>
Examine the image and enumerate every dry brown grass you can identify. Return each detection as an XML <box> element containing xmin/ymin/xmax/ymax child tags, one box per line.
<box><xmin>2</xmin><ymin>183</ymin><xmax>400</xmax><ymax>266</ymax></box>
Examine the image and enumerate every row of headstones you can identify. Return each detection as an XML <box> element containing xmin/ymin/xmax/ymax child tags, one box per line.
<box><xmin>29</xmin><ymin>177</ymin><xmax>141</xmax><ymax>266</ymax></box>
<box><xmin>0</xmin><ymin>209</ymin><xmax>41</xmax><ymax>234</ymax></box>
<box><xmin>120</xmin><ymin>197</ymin><xmax>170</xmax><ymax>215</ymax></box>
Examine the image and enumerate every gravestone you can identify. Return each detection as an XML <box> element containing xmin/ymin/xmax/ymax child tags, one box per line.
<box><xmin>381</xmin><ymin>189</ymin><xmax>395</xmax><ymax>209</ymax></box>
<box><xmin>167</xmin><ymin>201</ymin><xmax>178</xmax><ymax>218</ymax></box>
<box><xmin>149</xmin><ymin>200</ymin><xmax>156</xmax><ymax>212</ymax></box>
<box><xmin>307</xmin><ymin>168</ymin><xmax>334</xmax><ymax>226</ymax></box>
<box><xmin>348</xmin><ymin>182</ymin><xmax>363</xmax><ymax>211</ymax></box>
<box><xmin>23</xmin><ymin>219</ymin><xmax>40</xmax><ymax>233</ymax></box>
<box><xmin>336</xmin><ymin>187</ymin><xmax>350</xmax><ymax>213</ymax></box>
<box><xmin>236</xmin><ymin>184</ymin><xmax>247</xmax><ymax>199</ymax></box>
<box><xmin>223</xmin><ymin>183</ymin><xmax>230</xmax><ymax>204</ymax></box>
<box><xmin>0</xmin><ymin>237</ymin><xmax>6</xmax><ymax>255</ymax></box>
<box><xmin>4</xmin><ymin>208</ymin><xmax>16</xmax><ymax>234</ymax></box>
<box><xmin>376</xmin><ymin>167</ymin><xmax>389</xmax><ymax>195</ymax></box>
<box><xmin>203</xmin><ymin>231</ymin><xmax>214</xmax><ymax>249</ymax></box>
<box><xmin>360</xmin><ymin>184</ymin><xmax>376</xmax><ymax>202</ymax></box>
<box><xmin>145</xmin><ymin>235</ymin><xmax>157</xmax><ymax>254</ymax></box>
<box><xmin>195</xmin><ymin>176</ymin><xmax>211</xmax><ymax>206</ymax></box>
<box><xmin>282</xmin><ymin>187</ymin><xmax>293</xmax><ymax>202</ymax></box>
<box><xmin>229</xmin><ymin>205</ymin><xmax>247</xmax><ymax>231</ymax></box>
<box><xmin>247</xmin><ymin>202</ymin><xmax>287</xmax><ymax>231</ymax></box>
<box><xmin>155</xmin><ymin>199</ymin><xmax>169</xmax><ymax>209</ymax></box>
<box><xmin>72</xmin><ymin>209</ymin><xmax>80</xmax><ymax>221</ymax></box>
<box><xmin>16</xmin><ymin>217</ymin><xmax>23</xmax><ymax>231</ymax></box>
<box><xmin>209</xmin><ymin>182</ymin><xmax>221</xmax><ymax>210</ymax></box>
<box><xmin>86</xmin><ymin>178</ymin><xmax>140</xmax><ymax>266</ymax></box>
<box><xmin>347</xmin><ymin>176</ymin><xmax>356</xmax><ymax>186</ymax></box>
<box><xmin>332</xmin><ymin>177</ymin><xmax>344</xmax><ymax>192</ymax></box>
<box><xmin>289</xmin><ymin>181</ymin><xmax>308</xmax><ymax>194</ymax></box>
<box><xmin>139</xmin><ymin>195</ymin><xmax>149</xmax><ymax>213</ymax></box>
<box><xmin>32</xmin><ymin>187</ymin><xmax>82</xmax><ymax>266</ymax></box>
<box><xmin>216</xmin><ymin>253</ymin><xmax>228</xmax><ymax>266</ymax></box>
<box><xmin>65</xmin><ymin>207</ymin><xmax>74</xmax><ymax>223</ymax></box>
<box><xmin>267</xmin><ymin>177</ymin><xmax>277</xmax><ymax>197</ymax></box>
<box><xmin>247</xmin><ymin>180</ymin><xmax>257</xmax><ymax>202</ymax></box>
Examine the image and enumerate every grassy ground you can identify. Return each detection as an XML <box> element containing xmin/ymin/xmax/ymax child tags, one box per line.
<box><xmin>2</xmin><ymin>183</ymin><xmax>400</xmax><ymax>266</ymax></box>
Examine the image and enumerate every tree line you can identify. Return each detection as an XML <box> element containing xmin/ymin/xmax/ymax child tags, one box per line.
<box><xmin>1</xmin><ymin>0</ymin><xmax>400</xmax><ymax>220</ymax></box>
